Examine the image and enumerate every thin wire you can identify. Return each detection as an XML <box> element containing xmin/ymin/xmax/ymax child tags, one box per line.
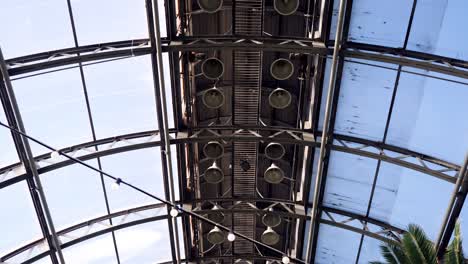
<box><xmin>0</xmin><ymin>121</ymin><xmax>304</xmax><ymax>264</ymax></box>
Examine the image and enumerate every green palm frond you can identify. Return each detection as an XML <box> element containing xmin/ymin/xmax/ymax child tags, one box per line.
<box><xmin>379</xmin><ymin>243</ymin><xmax>407</xmax><ymax>264</ymax></box>
<box><xmin>444</xmin><ymin>221</ymin><xmax>465</xmax><ymax>264</ymax></box>
<box><xmin>400</xmin><ymin>224</ymin><xmax>437</xmax><ymax>264</ymax></box>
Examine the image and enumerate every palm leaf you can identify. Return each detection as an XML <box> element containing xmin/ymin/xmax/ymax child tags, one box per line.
<box><xmin>400</xmin><ymin>224</ymin><xmax>437</xmax><ymax>264</ymax></box>
<box><xmin>379</xmin><ymin>243</ymin><xmax>407</xmax><ymax>264</ymax></box>
<box><xmin>444</xmin><ymin>220</ymin><xmax>465</xmax><ymax>264</ymax></box>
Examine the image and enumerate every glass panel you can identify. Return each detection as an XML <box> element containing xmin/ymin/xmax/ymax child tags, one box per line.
<box><xmin>369</xmin><ymin>162</ymin><xmax>452</xmax><ymax>239</ymax></box>
<box><xmin>347</xmin><ymin>0</ymin><xmax>413</xmax><ymax>47</ymax></box>
<box><xmin>100</xmin><ymin>147</ymin><xmax>166</xmax><ymax>212</ymax></box>
<box><xmin>177</xmin><ymin>217</ymin><xmax>186</xmax><ymax>260</ymax></box>
<box><xmin>329</xmin><ymin>0</ymin><xmax>412</xmax><ymax>47</ymax></box>
<box><xmin>163</xmin><ymin>53</ymin><xmax>175</xmax><ymax>128</ymax></box>
<box><xmin>71</xmin><ymin>0</ymin><xmax>149</xmax><ymax>45</ymax></box>
<box><xmin>357</xmin><ymin>236</ymin><xmax>385</xmax><ymax>263</ymax></box>
<box><xmin>315</xmin><ymin>223</ymin><xmax>361</xmax><ymax>263</ymax></box>
<box><xmin>84</xmin><ymin>56</ymin><xmax>158</xmax><ymax>139</ymax></box>
<box><xmin>171</xmin><ymin>145</ymin><xmax>180</xmax><ymax>201</ymax></box>
<box><xmin>408</xmin><ymin>0</ymin><xmax>468</xmax><ymax>60</ymax></box>
<box><xmin>317</xmin><ymin>59</ymin><xmax>332</xmax><ymax>131</ymax></box>
<box><xmin>333</xmin><ymin>60</ymin><xmax>397</xmax><ymax>141</ymax></box>
<box><xmin>115</xmin><ymin>220</ymin><xmax>173</xmax><ymax>263</ymax></box>
<box><xmin>0</xmin><ymin>109</ymin><xmax>19</xmax><ymax>168</ymax></box>
<box><xmin>386</xmin><ymin>69</ymin><xmax>468</xmax><ymax>164</ymax></box>
<box><xmin>323</xmin><ymin>151</ymin><xmax>378</xmax><ymax>215</ymax></box>
<box><xmin>308</xmin><ymin>149</ymin><xmax>320</xmax><ymax>204</ymax></box>
<box><xmin>34</xmin><ymin>255</ymin><xmax>53</xmax><ymax>264</ymax></box>
<box><xmin>63</xmin><ymin>233</ymin><xmax>117</xmax><ymax>264</ymax></box>
<box><xmin>13</xmin><ymin>67</ymin><xmax>93</xmax><ymax>156</ymax></box>
<box><xmin>0</xmin><ymin>0</ymin><xmax>74</xmax><ymax>58</ymax></box>
<box><xmin>0</xmin><ymin>181</ymin><xmax>43</xmax><ymax>255</ymax></box>
<box><xmin>41</xmin><ymin>160</ymin><xmax>108</xmax><ymax>229</ymax></box>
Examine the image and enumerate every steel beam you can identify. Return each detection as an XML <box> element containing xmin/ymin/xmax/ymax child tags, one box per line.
<box><xmin>436</xmin><ymin>152</ymin><xmax>468</xmax><ymax>258</ymax></box>
<box><xmin>2</xmin><ymin>200</ymin><xmax>404</xmax><ymax>264</ymax></box>
<box><xmin>0</xmin><ymin>127</ymin><xmax>461</xmax><ymax>191</ymax></box>
<box><xmin>305</xmin><ymin>0</ymin><xmax>348</xmax><ymax>261</ymax></box>
<box><xmin>0</xmin><ymin>48</ymin><xmax>65</xmax><ymax>263</ymax></box>
<box><xmin>145</xmin><ymin>0</ymin><xmax>181</xmax><ymax>262</ymax></box>
<box><xmin>6</xmin><ymin>37</ymin><xmax>468</xmax><ymax>79</ymax></box>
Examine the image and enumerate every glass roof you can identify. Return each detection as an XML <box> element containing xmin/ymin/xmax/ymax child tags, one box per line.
<box><xmin>0</xmin><ymin>0</ymin><xmax>467</xmax><ymax>263</ymax></box>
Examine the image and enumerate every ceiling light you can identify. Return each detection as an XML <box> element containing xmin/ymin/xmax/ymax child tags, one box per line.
<box><xmin>261</xmin><ymin>227</ymin><xmax>280</xmax><ymax>245</ymax></box>
<box><xmin>262</xmin><ymin>209</ymin><xmax>282</xmax><ymax>227</ymax></box>
<box><xmin>270</xmin><ymin>58</ymin><xmax>294</xmax><ymax>80</ymax></box>
<box><xmin>265</xmin><ymin>142</ymin><xmax>286</xmax><ymax>160</ymax></box>
<box><xmin>282</xmin><ymin>256</ymin><xmax>290</xmax><ymax>264</ymax></box>
<box><xmin>264</xmin><ymin>163</ymin><xmax>284</xmax><ymax>184</ymax></box>
<box><xmin>202</xmin><ymin>88</ymin><xmax>225</xmax><ymax>109</ymax></box>
<box><xmin>198</xmin><ymin>0</ymin><xmax>223</xmax><ymax>13</ymax></box>
<box><xmin>202</xmin><ymin>57</ymin><xmax>224</xmax><ymax>79</ymax></box>
<box><xmin>207</xmin><ymin>226</ymin><xmax>225</xmax><ymax>244</ymax></box>
<box><xmin>204</xmin><ymin>162</ymin><xmax>224</xmax><ymax>184</ymax></box>
<box><xmin>50</xmin><ymin>151</ymin><xmax>61</xmax><ymax>161</ymax></box>
<box><xmin>227</xmin><ymin>232</ymin><xmax>236</xmax><ymax>242</ymax></box>
<box><xmin>170</xmin><ymin>208</ymin><xmax>179</xmax><ymax>217</ymax></box>
<box><xmin>269</xmin><ymin>88</ymin><xmax>292</xmax><ymax>109</ymax></box>
<box><xmin>111</xmin><ymin>178</ymin><xmax>122</xmax><ymax>190</ymax></box>
<box><xmin>209</xmin><ymin>205</ymin><xmax>225</xmax><ymax>223</ymax></box>
<box><xmin>274</xmin><ymin>0</ymin><xmax>299</xmax><ymax>16</ymax></box>
<box><xmin>203</xmin><ymin>141</ymin><xmax>224</xmax><ymax>159</ymax></box>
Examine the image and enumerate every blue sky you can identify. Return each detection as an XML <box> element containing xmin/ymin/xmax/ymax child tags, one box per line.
<box><xmin>0</xmin><ymin>0</ymin><xmax>468</xmax><ymax>263</ymax></box>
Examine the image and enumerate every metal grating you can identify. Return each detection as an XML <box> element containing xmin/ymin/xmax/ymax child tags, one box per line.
<box><xmin>232</xmin><ymin>0</ymin><xmax>264</xmax><ymax>254</ymax></box>
<box><xmin>234</xmin><ymin>0</ymin><xmax>263</xmax><ymax>35</ymax></box>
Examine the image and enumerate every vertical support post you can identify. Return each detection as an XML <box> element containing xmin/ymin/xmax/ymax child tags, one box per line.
<box><xmin>146</xmin><ymin>0</ymin><xmax>182</xmax><ymax>263</ymax></box>
<box><xmin>0</xmin><ymin>48</ymin><xmax>65</xmax><ymax>264</ymax></box>
<box><xmin>436</xmin><ymin>152</ymin><xmax>468</xmax><ymax>258</ymax></box>
<box><xmin>304</xmin><ymin>0</ymin><xmax>348</xmax><ymax>262</ymax></box>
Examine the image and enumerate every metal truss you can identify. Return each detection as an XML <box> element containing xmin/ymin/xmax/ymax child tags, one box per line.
<box><xmin>5</xmin><ymin>36</ymin><xmax>468</xmax><ymax>79</ymax></box>
<box><xmin>320</xmin><ymin>207</ymin><xmax>404</xmax><ymax>245</ymax></box>
<box><xmin>0</xmin><ymin>127</ymin><xmax>460</xmax><ymax>191</ymax></box>
<box><xmin>1</xmin><ymin>199</ymin><xmax>404</xmax><ymax>264</ymax></box>
<box><xmin>1</xmin><ymin>48</ymin><xmax>64</xmax><ymax>264</ymax></box>
<box><xmin>0</xmin><ymin>203</ymin><xmax>168</xmax><ymax>264</ymax></box>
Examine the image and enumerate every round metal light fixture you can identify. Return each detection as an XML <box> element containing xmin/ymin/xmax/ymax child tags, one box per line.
<box><xmin>207</xmin><ymin>226</ymin><xmax>225</xmax><ymax>244</ymax></box>
<box><xmin>269</xmin><ymin>88</ymin><xmax>292</xmax><ymax>109</ymax></box>
<box><xmin>208</xmin><ymin>205</ymin><xmax>225</xmax><ymax>223</ymax></box>
<box><xmin>198</xmin><ymin>0</ymin><xmax>223</xmax><ymax>13</ymax></box>
<box><xmin>202</xmin><ymin>88</ymin><xmax>225</xmax><ymax>109</ymax></box>
<box><xmin>261</xmin><ymin>227</ymin><xmax>280</xmax><ymax>245</ymax></box>
<box><xmin>203</xmin><ymin>141</ymin><xmax>224</xmax><ymax>159</ymax></box>
<box><xmin>204</xmin><ymin>162</ymin><xmax>224</xmax><ymax>184</ymax></box>
<box><xmin>270</xmin><ymin>58</ymin><xmax>294</xmax><ymax>80</ymax></box>
<box><xmin>265</xmin><ymin>142</ymin><xmax>285</xmax><ymax>160</ymax></box>
<box><xmin>202</xmin><ymin>58</ymin><xmax>224</xmax><ymax>79</ymax></box>
<box><xmin>274</xmin><ymin>0</ymin><xmax>300</xmax><ymax>16</ymax></box>
<box><xmin>262</xmin><ymin>209</ymin><xmax>282</xmax><ymax>227</ymax></box>
<box><xmin>264</xmin><ymin>163</ymin><xmax>284</xmax><ymax>184</ymax></box>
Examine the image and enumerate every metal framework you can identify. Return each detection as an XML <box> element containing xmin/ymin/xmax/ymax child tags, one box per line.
<box><xmin>1</xmin><ymin>0</ymin><xmax>468</xmax><ymax>263</ymax></box>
